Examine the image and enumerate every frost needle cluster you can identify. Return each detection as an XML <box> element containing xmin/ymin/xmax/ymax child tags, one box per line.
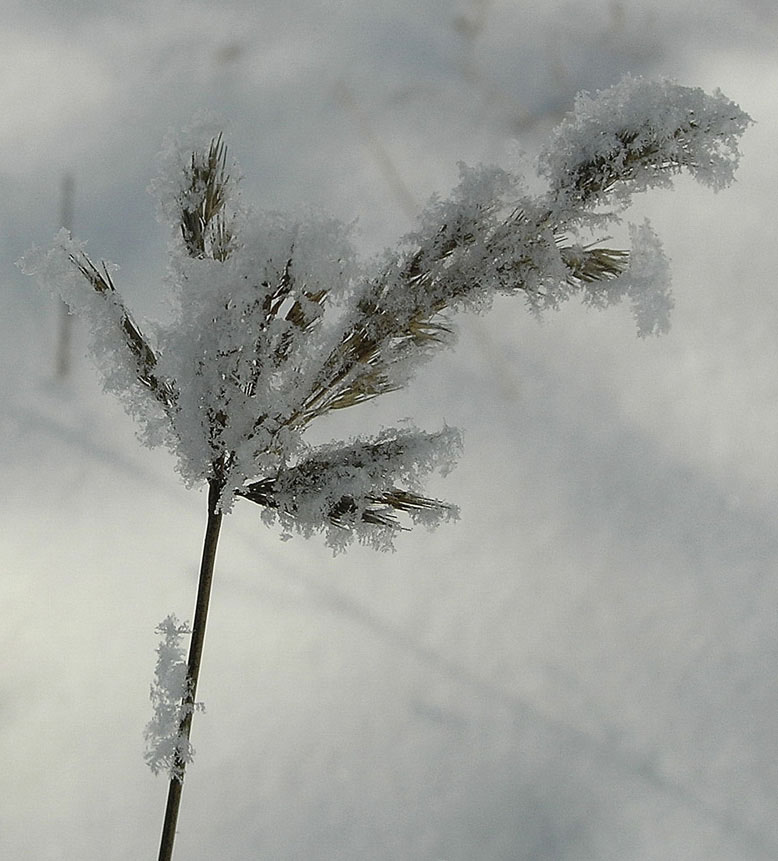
<box><xmin>143</xmin><ymin>616</ymin><xmax>202</xmax><ymax>780</ymax></box>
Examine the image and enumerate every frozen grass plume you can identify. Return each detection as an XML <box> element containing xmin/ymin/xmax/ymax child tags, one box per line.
<box><xmin>20</xmin><ymin>75</ymin><xmax>751</xmax><ymax>860</ymax></box>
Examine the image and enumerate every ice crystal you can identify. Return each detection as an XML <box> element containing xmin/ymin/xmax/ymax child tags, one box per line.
<box><xmin>143</xmin><ymin>616</ymin><xmax>203</xmax><ymax>780</ymax></box>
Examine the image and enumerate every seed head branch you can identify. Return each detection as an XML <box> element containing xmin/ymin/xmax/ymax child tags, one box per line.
<box><xmin>68</xmin><ymin>251</ymin><xmax>178</xmax><ymax>412</ymax></box>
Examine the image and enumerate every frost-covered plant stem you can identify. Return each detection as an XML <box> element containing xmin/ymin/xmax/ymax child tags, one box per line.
<box><xmin>19</xmin><ymin>75</ymin><xmax>751</xmax><ymax>860</ymax></box>
<box><xmin>158</xmin><ymin>479</ymin><xmax>223</xmax><ymax>861</ymax></box>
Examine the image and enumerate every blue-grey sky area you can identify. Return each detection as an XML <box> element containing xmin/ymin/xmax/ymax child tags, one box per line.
<box><xmin>2</xmin><ymin>1</ymin><xmax>777</xmax><ymax>858</ymax></box>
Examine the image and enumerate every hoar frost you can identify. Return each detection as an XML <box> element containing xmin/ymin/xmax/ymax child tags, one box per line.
<box><xmin>20</xmin><ymin>75</ymin><xmax>751</xmax><ymax>552</ymax></box>
<box><xmin>144</xmin><ymin>616</ymin><xmax>203</xmax><ymax>780</ymax></box>
<box><xmin>539</xmin><ymin>75</ymin><xmax>750</xmax><ymax>210</ymax></box>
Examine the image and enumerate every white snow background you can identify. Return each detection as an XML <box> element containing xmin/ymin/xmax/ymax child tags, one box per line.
<box><xmin>1</xmin><ymin>1</ymin><xmax>777</xmax><ymax>858</ymax></box>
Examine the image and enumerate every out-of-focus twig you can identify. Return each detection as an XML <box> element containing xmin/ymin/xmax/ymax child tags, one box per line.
<box><xmin>335</xmin><ymin>81</ymin><xmax>419</xmax><ymax>220</ymax></box>
<box><xmin>56</xmin><ymin>174</ymin><xmax>74</xmax><ymax>378</ymax></box>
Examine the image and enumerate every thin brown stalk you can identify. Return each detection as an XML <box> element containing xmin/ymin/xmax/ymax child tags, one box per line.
<box><xmin>157</xmin><ymin>478</ymin><xmax>223</xmax><ymax>861</ymax></box>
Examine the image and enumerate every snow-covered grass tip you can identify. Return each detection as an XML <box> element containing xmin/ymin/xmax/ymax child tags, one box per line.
<box><xmin>20</xmin><ymin>77</ymin><xmax>750</xmax><ymax>550</ymax></box>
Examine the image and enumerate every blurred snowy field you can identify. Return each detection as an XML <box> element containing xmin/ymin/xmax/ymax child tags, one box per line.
<box><xmin>2</xmin><ymin>1</ymin><xmax>778</xmax><ymax>858</ymax></box>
